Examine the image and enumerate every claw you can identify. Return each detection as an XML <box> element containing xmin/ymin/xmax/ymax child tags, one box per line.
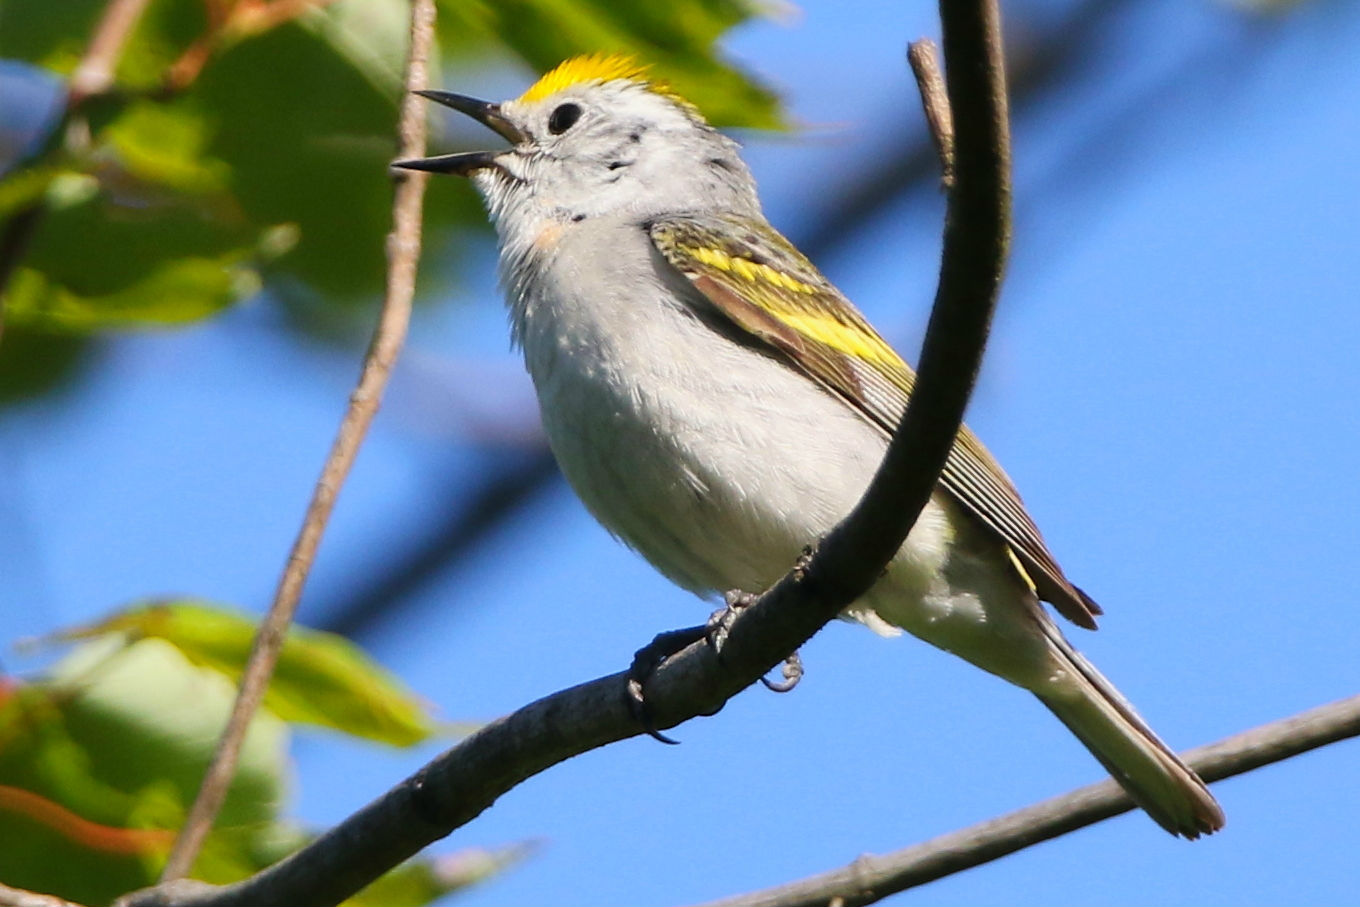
<box><xmin>760</xmin><ymin>650</ymin><xmax>804</xmax><ymax>693</ymax></box>
<box><xmin>626</xmin><ymin>588</ymin><xmax>806</xmax><ymax>742</ymax></box>
<box><xmin>626</xmin><ymin>625</ymin><xmax>708</xmax><ymax>744</ymax></box>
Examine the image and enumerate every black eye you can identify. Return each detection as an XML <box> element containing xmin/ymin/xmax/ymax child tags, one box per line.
<box><xmin>548</xmin><ymin>102</ymin><xmax>582</xmax><ymax>135</ymax></box>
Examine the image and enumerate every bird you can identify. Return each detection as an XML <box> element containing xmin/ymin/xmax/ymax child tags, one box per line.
<box><xmin>394</xmin><ymin>53</ymin><xmax>1224</xmax><ymax>838</ymax></box>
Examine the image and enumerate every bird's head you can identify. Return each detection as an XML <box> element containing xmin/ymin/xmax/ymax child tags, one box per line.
<box><xmin>395</xmin><ymin>54</ymin><xmax>761</xmax><ymax>226</ymax></box>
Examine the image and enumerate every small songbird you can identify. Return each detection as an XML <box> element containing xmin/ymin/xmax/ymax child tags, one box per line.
<box><xmin>396</xmin><ymin>54</ymin><xmax>1224</xmax><ymax>837</ymax></box>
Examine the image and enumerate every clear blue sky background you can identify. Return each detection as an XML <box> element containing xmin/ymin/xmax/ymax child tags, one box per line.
<box><xmin>3</xmin><ymin>0</ymin><xmax>1359</xmax><ymax>904</ymax></box>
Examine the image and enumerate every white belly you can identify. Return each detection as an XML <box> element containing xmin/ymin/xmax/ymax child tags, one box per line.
<box><xmin>510</xmin><ymin>221</ymin><xmax>1054</xmax><ymax>688</ymax></box>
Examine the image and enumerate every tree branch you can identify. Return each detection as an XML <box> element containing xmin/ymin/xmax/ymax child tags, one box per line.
<box><xmin>800</xmin><ymin>0</ymin><xmax>1008</xmax><ymax>608</ymax></box>
<box><xmin>0</xmin><ymin>883</ymin><xmax>83</xmax><ymax>907</ymax></box>
<box><xmin>155</xmin><ymin>0</ymin><xmax>436</xmax><ymax>881</ymax></box>
<box><xmin>908</xmin><ymin>39</ymin><xmax>954</xmax><ymax>189</ymax></box>
<box><xmin>115</xmin><ymin>0</ymin><xmax>1013</xmax><ymax>903</ymax></box>
<box><xmin>697</xmin><ymin>694</ymin><xmax>1360</xmax><ymax>907</ymax></box>
<box><xmin>67</xmin><ymin>0</ymin><xmax>153</xmax><ymax>104</ymax></box>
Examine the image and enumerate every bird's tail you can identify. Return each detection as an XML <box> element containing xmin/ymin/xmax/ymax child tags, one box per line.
<box><xmin>1035</xmin><ymin>629</ymin><xmax>1224</xmax><ymax>838</ymax></box>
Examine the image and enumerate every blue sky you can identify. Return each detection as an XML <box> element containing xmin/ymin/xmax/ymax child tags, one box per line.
<box><xmin>3</xmin><ymin>0</ymin><xmax>1359</xmax><ymax>905</ymax></box>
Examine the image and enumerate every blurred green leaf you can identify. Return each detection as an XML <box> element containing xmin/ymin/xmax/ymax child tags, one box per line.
<box><xmin>0</xmin><ymin>165</ymin><xmax>64</xmax><ymax>216</ymax></box>
<box><xmin>0</xmin><ymin>0</ymin><xmax>104</xmax><ymax>73</ymax></box>
<box><xmin>0</xmin><ymin>0</ymin><xmax>204</xmax><ymax>86</ymax></box>
<box><xmin>191</xmin><ymin>13</ymin><xmax>406</xmax><ymax>305</ymax></box>
<box><xmin>0</xmin><ymin>632</ymin><xmax>492</xmax><ymax>906</ymax></box>
<box><xmin>104</xmin><ymin>100</ymin><xmax>231</xmax><ymax>195</ymax></box>
<box><xmin>440</xmin><ymin>0</ymin><xmax>787</xmax><ymax>128</ymax></box>
<box><xmin>299</xmin><ymin>0</ymin><xmax>412</xmax><ymax>99</ymax></box>
<box><xmin>5</xmin><ymin>253</ymin><xmax>256</xmax><ymax>331</ymax></box>
<box><xmin>3</xmin><ymin>93</ymin><xmax>272</xmax><ymax>334</ymax></box>
<box><xmin>0</xmin><ymin>639</ymin><xmax>290</xmax><ymax>904</ymax></box>
<box><xmin>64</xmin><ymin>601</ymin><xmax>437</xmax><ymax>746</ymax></box>
<box><xmin>46</xmin><ymin>637</ymin><xmax>291</xmax><ymax>829</ymax></box>
<box><xmin>0</xmin><ymin>0</ymin><xmax>787</xmax><ymax>404</ymax></box>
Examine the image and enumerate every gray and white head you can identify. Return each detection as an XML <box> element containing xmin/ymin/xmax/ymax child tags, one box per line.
<box><xmin>395</xmin><ymin>55</ymin><xmax>762</xmax><ymax>233</ymax></box>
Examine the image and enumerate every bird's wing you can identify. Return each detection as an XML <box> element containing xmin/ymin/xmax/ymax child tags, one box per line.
<box><xmin>649</xmin><ymin>211</ymin><xmax>1101</xmax><ymax>629</ymax></box>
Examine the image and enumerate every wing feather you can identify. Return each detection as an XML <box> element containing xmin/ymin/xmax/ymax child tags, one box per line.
<box><xmin>649</xmin><ymin>212</ymin><xmax>1100</xmax><ymax>629</ymax></box>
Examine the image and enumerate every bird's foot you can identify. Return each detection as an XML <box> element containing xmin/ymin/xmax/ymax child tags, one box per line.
<box><xmin>761</xmin><ymin>650</ymin><xmax>804</xmax><ymax>693</ymax></box>
<box><xmin>704</xmin><ymin>589</ymin><xmax>759</xmax><ymax>654</ymax></box>
<box><xmin>627</xmin><ymin>624</ymin><xmax>709</xmax><ymax>745</ymax></box>
<box><xmin>708</xmin><ymin>590</ymin><xmax>804</xmax><ymax>693</ymax></box>
<box><xmin>625</xmin><ymin>588</ymin><xmax>806</xmax><ymax>744</ymax></box>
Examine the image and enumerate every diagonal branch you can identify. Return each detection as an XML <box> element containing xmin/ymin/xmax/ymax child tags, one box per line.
<box><xmin>697</xmin><ymin>694</ymin><xmax>1360</xmax><ymax>907</ymax></box>
<box><xmin>155</xmin><ymin>0</ymin><xmax>437</xmax><ymax>881</ymax></box>
<box><xmin>67</xmin><ymin>0</ymin><xmax>154</xmax><ymax>104</ymax></box>
<box><xmin>114</xmin><ymin>0</ymin><xmax>1013</xmax><ymax>904</ymax></box>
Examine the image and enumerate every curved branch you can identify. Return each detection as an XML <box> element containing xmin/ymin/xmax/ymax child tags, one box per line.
<box><xmin>155</xmin><ymin>0</ymin><xmax>437</xmax><ymax>881</ymax></box>
<box><xmin>697</xmin><ymin>694</ymin><xmax>1360</xmax><ymax>907</ymax></box>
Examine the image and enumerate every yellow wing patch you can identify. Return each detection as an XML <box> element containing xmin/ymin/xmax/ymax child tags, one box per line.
<box><xmin>776</xmin><ymin>310</ymin><xmax>901</xmax><ymax>370</ymax></box>
<box><xmin>684</xmin><ymin>245</ymin><xmax>816</xmax><ymax>295</ymax></box>
<box><xmin>650</xmin><ymin>211</ymin><xmax>1102</xmax><ymax>631</ymax></box>
<box><xmin>672</xmin><ymin>241</ymin><xmax>903</xmax><ymax>372</ymax></box>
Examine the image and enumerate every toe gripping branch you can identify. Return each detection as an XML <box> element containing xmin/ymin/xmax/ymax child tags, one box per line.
<box><xmin>625</xmin><ymin>590</ymin><xmax>805</xmax><ymax>744</ymax></box>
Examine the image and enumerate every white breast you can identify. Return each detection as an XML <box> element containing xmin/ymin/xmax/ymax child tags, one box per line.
<box><xmin>510</xmin><ymin>219</ymin><xmax>940</xmax><ymax>600</ymax></box>
<box><xmin>502</xmin><ymin>215</ymin><xmax>1059</xmax><ymax>687</ymax></box>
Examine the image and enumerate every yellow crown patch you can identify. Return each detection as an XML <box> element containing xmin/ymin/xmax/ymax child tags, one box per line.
<box><xmin>518</xmin><ymin>54</ymin><xmax>693</xmax><ymax>113</ymax></box>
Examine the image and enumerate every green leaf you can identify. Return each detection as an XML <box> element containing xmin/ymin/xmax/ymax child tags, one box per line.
<box><xmin>0</xmin><ymin>0</ymin><xmax>105</xmax><ymax>72</ymax></box>
<box><xmin>1</xmin><ymin>95</ymin><xmax>274</xmax><ymax>334</ymax></box>
<box><xmin>0</xmin><ymin>0</ymin><xmax>205</xmax><ymax>87</ymax></box>
<box><xmin>0</xmin><ymin>639</ymin><xmax>291</xmax><ymax>904</ymax></box>
<box><xmin>46</xmin><ymin>637</ymin><xmax>291</xmax><ymax>829</ymax></box>
<box><xmin>4</xmin><ymin>253</ymin><xmax>257</xmax><ymax>331</ymax></box>
<box><xmin>0</xmin><ymin>326</ymin><xmax>92</xmax><ymax>403</ymax></box>
<box><xmin>63</xmin><ymin>601</ymin><xmax>437</xmax><ymax>746</ymax></box>
<box><xmin>0</xmin><ymin>637</ymin><xmax>485</xmax><ymax>905</ymax></box>
<box><xmin>0</xmin><ymin>165</ymin><xmax>64</xmax><ymax>217</ymax></box>
<box><xmin>103</xmin><ymin>100</ymin><xmax>231</xmax><ymax>196</ymax></box>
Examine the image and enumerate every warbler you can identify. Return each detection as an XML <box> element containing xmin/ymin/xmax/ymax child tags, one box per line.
<box><xmin>396</xmin><ymin>54</ymin><xmax>1224</xmax><ymax>838</ymax></box>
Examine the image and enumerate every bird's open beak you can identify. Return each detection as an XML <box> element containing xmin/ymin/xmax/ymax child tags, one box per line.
<box><xmin>392</xmin><ymin>91</ymin><xmax>526</xmax><ymax>176</ymax></box>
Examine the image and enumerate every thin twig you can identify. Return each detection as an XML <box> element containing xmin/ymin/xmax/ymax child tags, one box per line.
<box><xmin>162</xmin><ymin>0</ymin><xmax>346</xmax><ymax>94</ymax></box>
<box><xmin>697</xmin><ymin>694</ymin><xmax>1360</xmax><ymax>907</ymax></box>
<box><xmin>68</xmin><ymin>0</ymin><xmax>154</xmax><ymax>104</ymax></box>
<box><xmin>155</xmin><ymin>0</ymin><xmax>436</xmax><ymax>881</ymax></box>
<box><xmin>908</xmin><ymin>39</ymin><xmax>955</xmax><ymax>188</ymax></box>
<box><xmin>115</xmin><ymin>1</ymin><xmax>1013</xmax><ymax>903</ymax></box>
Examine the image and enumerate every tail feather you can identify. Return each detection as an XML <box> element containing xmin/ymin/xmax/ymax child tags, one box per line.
<box><xmin>1037</xmin><ymin>629</ymin><xmax>1224</xmax><ymax>838</ymax></box>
